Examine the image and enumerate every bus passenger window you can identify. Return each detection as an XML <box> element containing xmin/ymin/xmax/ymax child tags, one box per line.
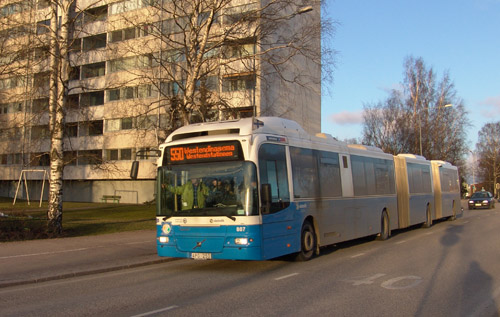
<box><xmin>258</xmin><ymin>144</ymin><xmax>290</xmax><ymax>214</ymax></box>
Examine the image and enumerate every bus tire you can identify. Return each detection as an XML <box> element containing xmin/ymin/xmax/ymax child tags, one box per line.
<box><xmin>295</xmin><ymin>221</ymin><xmax>316</xmax><ymax>261</ymax></box>
<box><xmin>423</xmin><ymin>206</ymin><xmax>432</xmax><ymax>228</ymax></box>
<box><xmin>377</xmin><ymin>210</ymin><xmax>390</xmax><ymax>241</ymax></box>
<box><xmin>448</xmin><ymin>202</ymin><xmax>456</xmax><ymax>221</ymax></box>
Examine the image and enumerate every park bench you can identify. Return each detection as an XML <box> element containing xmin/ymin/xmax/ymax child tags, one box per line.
<box><xmin>101</xmin><ymin>195</ymin><xmax>121</xmax><ymax>203</ymax></box>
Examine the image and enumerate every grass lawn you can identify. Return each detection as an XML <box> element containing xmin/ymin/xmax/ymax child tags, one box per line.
<box><xmin>0</xmin><ymin>197</ymin><xmax>156</xmax><ymax>240</ymax></box>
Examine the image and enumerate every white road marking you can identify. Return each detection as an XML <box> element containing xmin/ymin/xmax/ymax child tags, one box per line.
<box><xmin>274</xmin><ymin>273</ymin><xmax>299</xmax><ymax>281</ymax></box>
<box><xmin>380</xmin><ymin>276</ymin><xmax>422</xmax><ymax>290</ymax></box>
<box><xmin>351</xmin><ymin>253</ymin><xmax>365</xmax><ymax>258</ymax></box>
<box><xmin>130</xmin><ymin>306</ymin><xmax>179</xmax><ymax>317</ymax></box>
<box><xmin>344</xmin><ymin>273</ymin><xmax>386</xmax><ymax>286</ymax></box>
<box><xmin>396</xmin><ymin>240</ymin><xmax>407</xmax><ymax>245</ymax></box>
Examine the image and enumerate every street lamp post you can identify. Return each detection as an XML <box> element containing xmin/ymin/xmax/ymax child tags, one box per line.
<box><xmin>469</xmin><ymin>150</ymin><xmax>476</xmax><ymax>186</ymax></box>
<box><xmin>417</xmin><ymin>104</ymin><xmax>453</xmax><ymax>156</ymax></box>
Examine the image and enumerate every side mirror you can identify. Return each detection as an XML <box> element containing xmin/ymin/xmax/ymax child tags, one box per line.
<box><xmin>130</xmin><ymin>161</ymin><xmax>139</xmax><ymax>179</ymax></box>
<box><xmin>261</xmin><ymin>183</ymin><xmax>271</xmax><ymax>214</ymax></box>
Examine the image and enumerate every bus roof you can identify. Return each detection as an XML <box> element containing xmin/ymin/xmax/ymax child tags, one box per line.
<box><xmin>165</xmin><ymin>117</ymin><xmax>348</xmax><ymax>146</ymax></box>
<box><xmin>397</xmin><ymin>153</ymin><xmax>428</xmax><ymax>161</ymax></box>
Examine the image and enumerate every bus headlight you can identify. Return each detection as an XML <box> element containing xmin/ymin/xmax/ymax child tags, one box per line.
<box><xmin>162</xmin><ymin>223</ymin><xmax>171</xmax><ymax>235</ymax></box>
<box><xmin>159</xmin><ymin>236</ymin><xmax>169</xmax><ymax>243</ymax></box>
<box><xmin>235</xmin><ymin>238</ymin><xmax>252</xmax><ymax>245</ymax></box>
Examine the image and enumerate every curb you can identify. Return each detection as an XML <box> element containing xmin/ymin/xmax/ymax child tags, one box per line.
<box><xmin>0</xmin><ymin>257</ymin><xmax>176</xmax><ymax>289</ymax></box>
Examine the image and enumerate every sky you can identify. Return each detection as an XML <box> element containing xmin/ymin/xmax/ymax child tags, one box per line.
<box><xmin>320</xmin><ymin>0</ymin><xmax>500</xmax><ymax>149</ymax></box>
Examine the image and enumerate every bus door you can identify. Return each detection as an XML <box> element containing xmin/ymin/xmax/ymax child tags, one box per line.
<box><xmin>258</xmin><ymin>143</ymin><xmax>295</xmax><ymax>259</ymax></box>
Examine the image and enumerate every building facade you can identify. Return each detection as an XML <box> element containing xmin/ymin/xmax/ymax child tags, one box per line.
<box><xmin>0</xmin><ymin>0</ymin><xmax>321</xmax><ymax>203</ymax></box>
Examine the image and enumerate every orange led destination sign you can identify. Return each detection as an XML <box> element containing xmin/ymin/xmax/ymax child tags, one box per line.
<box><xmin>166</xmin><ymin>141</ymin><xmax>242</xmax><ymax>164</ymax></box>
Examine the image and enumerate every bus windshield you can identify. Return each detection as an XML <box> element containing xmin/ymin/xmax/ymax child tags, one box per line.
<box><xmin>157</xmin><ymin>161</ymin><xmax>259</xmax><ymax>218</ymax></box>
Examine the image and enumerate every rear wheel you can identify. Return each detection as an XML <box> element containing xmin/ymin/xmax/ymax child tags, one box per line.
<box><xmin>423</xmin><ymin>206</ymin><xmax>432</xmax><ymax>228</ymax></box>
<box><xmin>449</xmin><ymin>203</ymin><xmax>457</xmax><ymax>221</ymax></box>
<box><xmin>295</xmin><ymin>221</ymin><xmax>316</xmax><ymax>261</ymax></box>
<box><xmin>377</xmin><ymin>210</ymin><xmax>390</xmax><ymax>241</ymax></box>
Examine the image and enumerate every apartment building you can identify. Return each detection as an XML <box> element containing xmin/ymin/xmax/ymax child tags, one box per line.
<box><xmin>0</xmin><ymin>0</ymin><xmax>321</xmax><ymax>203</ymax></box>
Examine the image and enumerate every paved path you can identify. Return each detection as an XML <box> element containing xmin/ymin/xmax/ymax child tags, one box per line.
<box><xmin>0</xmin><ymin>230</ymin><xmax>173</xmax><ymax>288</ymax></box>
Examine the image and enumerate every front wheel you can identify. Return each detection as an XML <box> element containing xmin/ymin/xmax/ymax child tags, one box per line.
<box><xmin>295</xmin><ymin>221</ymin><xmax>316</xmax><ymax>261</ymax></box>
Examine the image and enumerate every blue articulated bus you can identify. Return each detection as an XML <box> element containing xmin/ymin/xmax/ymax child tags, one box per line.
<box><xmin>133</xmin><ymin>117</ymin><xmax>461</xmax><ymax>261</ymax></box>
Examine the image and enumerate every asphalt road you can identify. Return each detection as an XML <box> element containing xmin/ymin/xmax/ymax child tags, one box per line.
<box><xmin>1</xmin><ymin>202</ymin><xmax>499</xmax><ymax>316</ymax></box>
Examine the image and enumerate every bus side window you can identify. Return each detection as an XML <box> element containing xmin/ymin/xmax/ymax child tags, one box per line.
<box><xmin>258</xmin><ymin>144</ymin><xmax>290</xmax><ymax>214</ymax></box>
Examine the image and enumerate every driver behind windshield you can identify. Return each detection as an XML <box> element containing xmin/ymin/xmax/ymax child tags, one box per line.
<box><xmin>166</xmin><ymin>178</ymin><xmax>210</xmax><ymax>210</ymax></box>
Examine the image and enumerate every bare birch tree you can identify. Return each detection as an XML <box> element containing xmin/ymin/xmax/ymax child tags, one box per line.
<box><xmin>475</xmin><ymin>122</ymin><xmax>500</xmax><ymax>196</ymax></box>
<box><xmin>362</xmin><ymin>56</ymin><xmax>469</xmax><ymax>168</ymax></box>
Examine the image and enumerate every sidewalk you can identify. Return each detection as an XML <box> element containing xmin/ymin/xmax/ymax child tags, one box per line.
<box><xmin>0</xmin><ymin>230</ymin><xmax>173</xmax><ymax>288</ymax></box>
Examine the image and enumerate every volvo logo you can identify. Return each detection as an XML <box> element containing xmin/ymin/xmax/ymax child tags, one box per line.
<box><xmin>193</xmin><ymin>239</ymin><xmax>206</xmax><ymax>250</ymax></box>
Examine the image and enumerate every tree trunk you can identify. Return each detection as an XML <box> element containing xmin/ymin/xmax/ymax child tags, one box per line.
<box><xmin>47</xmin><ymin>0</ymin><xmax>70</xmax><ymax>234</ymax></box>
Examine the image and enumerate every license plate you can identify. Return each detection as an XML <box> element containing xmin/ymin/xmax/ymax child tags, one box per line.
<box><xmin>475</xmin><ymin>203</ymin><xmax>482</xmax><ymax>206</ymax></box>
<box><xmin>191</xmin><ymin>252</ymin><xmax>212</xmax><ymax>260</ymax></box>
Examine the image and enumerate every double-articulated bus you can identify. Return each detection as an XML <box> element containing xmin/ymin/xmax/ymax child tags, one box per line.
<box><xmin>134</xmin><ymin>117</ymin><xmax>461</xmax><ymax>261</ymax></box>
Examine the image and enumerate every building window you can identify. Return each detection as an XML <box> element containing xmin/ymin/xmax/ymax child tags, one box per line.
<box><xmin>121</xmin><ymin>117</ymin><xmax>133</xmax><ymax>130</ymax></box>
<box><xmin>0</xmin><ymin>153</ymin><xmax>22</xmax><ymax>165</ymax></box>
<box><xmin>136</xmin><ymin>115</ymin><xmax>157</xmax><ymax>129</ymax></box>
<box><xmin>82</xmin><ymin>33</ymin><xmax>107</xmax><ymax>51</ymax></box>
<box><xmin>63</xmin><ymin>151</ymin><xmax>77</xmax><ymax>165</ymax></box>
<box><xmin>108</xmin><ymin>54</ymin><xmax>155</xmax><ymax>73</ymax></box>
<box><xmin>109</xmin><ymin>0</ymin><xmax>153</xmax><ymax>15</ymax></box>
<box><xmin>32</xmin><ymin>98</ymin><xmax>49</xmax><ymax>113</ymax></box>
<box><xmin>109</xmin><ymin>25</ymin><xmax>151</xmax><ymax>43</ymax></box>
<box><xmin>0</xmin><ymin>26</ymin><xmax>29</xmax><ymax>39</ymax></box>
<box><xmin>160</xmin><ymin>81</ymin><xmax>183</xmax><ymax>96</ymax></box>
<box><xmin>31</xmin><ymin>125</ymin><xmax>50</xmax><ymax>139</ymax></box>
<box><xmin>222</xmin><ymin>74</ymin><xmax>255</xmax><ymax>92</ymax></box>
<box><xmin>80</xmin><ymin>91</ymin><xmax>104</xmax><ymax>107</ymax></box>
<box><xmin>223</xmin><ymin>3</ymin><xmax>259</xmax><ymax>25</ymax></box>
<box><xmin>34</xmin><ymin>72</ymin><xmax>50</xmax><ymax>88</ymax></box>
<box><xmin>83</xmin><ymin>5</ymin><xmax>107</xmax><ymax>24</ymax></box>
<box><xmin>223</xmin><ymin>39</ymin><xmax>256</xmax><ymax>59</ymax></box>
<box><xmin>0</xmin><ymin>102</ymin><xmax>22</xmax><ymax>114</ymax></box>
<box><xmin>30</xmin><ymin>153</ymin><xmax>50</xmax><ymax>166</ymax></box>
<box><xmin>0</xmin><ymin>76</ymin><xmax>25</xmax><ymax>90</ymax></box>
<box><xmin>36</xmin><ymin>19</ymin><xmax>50</xmax><ymax>35</ymax></box>
<box><xmin>78</xmin><ymin>150</ymin><xmax>103</xmax><ymax>165</ymax></box>
<box><xmin>107</xmin><ymin>85</ymin><xmax>155</xmax><ymax>101</ymax></box>
<box><xmin>67</xmin><ymin>94</ymin><xmax>79</xmax><ymax>109</ymax></box>
<box><xmin>1</xmin><ymin>2</ymin><xmax>26</xmax><ymax>17</ymax></box>
<box><xmin>69</xmin><ymin>66</ymin><xmax>80</xmax><ymax>81</ymax></box>
<box><xmin>64</xmin><ymin>123</ymin><xmax>78</xmax><ymax>137</ymax></box>
<box><xmin>105</xmin><ymin>117</ymin><xmax>146</xmax><ymax>131</ymax></box>
<box><xmin>106</xmin><ymin>148</ymin><xmax>134</xmax><ymax>161</ymax></box>
<box><xmin>107</xmin><ymin>149</ymin><xmax>119</xmax><ymax>160</ymax></box>
<box><xmin>34</xmin><ymin>46</ymin><xmax>50</xmax><ymax>60</ymax></box>
<box><xmin>81</xmin><ymin>62</ymin><xmax>105</xmax><ymax>79</ymax></box>
<box><xmin>69</xmin><ymin>38</ymin><xmax>82</xmax><ymax>53</ymax></box>
<box><xmin>121</xmin><ymin>148</ymin><xmax>132</xmax><ymax>160</ymax></box>
<box><xmin>80</xmin><ymin>120</ymin><xmax>103</xmax><ymax>136</ymax></box>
